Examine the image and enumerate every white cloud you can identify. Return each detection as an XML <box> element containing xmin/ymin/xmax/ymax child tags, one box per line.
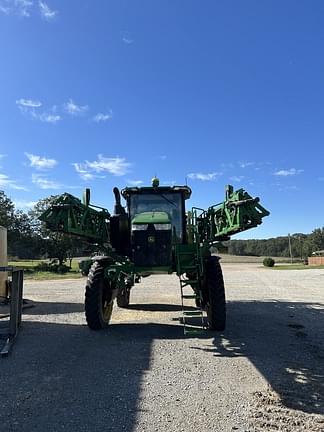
<box><xmin>25</xmin><ymin>152</ymin><xmax>57</xmax><ymax>170</ymax></box>
<box><xmin>37</xmin><ymin>112</ymin><xmax>61</xmax><ymax>123</ymax></box>
<box><xmin>159</xmin><ymin>155</ymin><xmax>167</xmax><ymax>160</ymax></box>
<box><xmin>85</xmin><ymin>155</ymin><xmax>131</xmax><ymax>176</ymax></box>
<box><xmin>14</xmin><ymin>200</ymin><xmax>37</xmax><ymax>210</ymax></box>
<box><xmin>73</xmin><ymin>156</ymin><xmax>131</xmax><ymax>179</ymax></box>
<box><xmin>121</xmin><ymin>31</ymin><xmax>134</xmax><ymax>44</ymax></box>
<box><xmin>16</xmin><ymin>98</ymin><xmax>42</xmax><ymax>108</ymax></box>
<box><xmin>239</xmin><ymin>161</ymin><xmax>254</xmax><ymax>169</ymax></box>
<box><xmin>0</xmin><ymin>0</ymin><xmax>34</xmax><ymax>18</ymax></box>
<box><xmin>72</xmin><ymin>163</ymin><xmax>96</xmax><ymax>181</ymax></box>
<box><xmin>126</xmin><ymin>180</ymin><xmax>144</xmax><ymax>186</ymax></box>
<box><xmin>79</xmin><ymin>172</ymin><xmax>95</xmax><ymax>181</ymax></box>
<box><xmin>15</xmin><ymin>0</ymin><xmax>33</xmax><ymax>17</ymax></box>
<box><xmin>187</xmin><ymin>172</ymin><xmax>222</xmax><ymax>181</ymax></box>
<box><xmin>93</xmin><ymin>111</ymin><xmax>113</xmax><ymax>123</ymax></box>
<box><xmin>273</xmin><ymin>168</ymin><xmax>304</xmax><ymax>177</ymax></box>
<box><xmin>39</xmin><ymin>1</ymin><xmax>56</xmax><ymax>20</ymax></box>
<box><xmin>229</xmin><ymin>175</ymin><xmax>245</xmax><ymax>183</ymax></box>
<box><xmin>64</xmin><ymin>99</ymin><xmax>88</xmax><ymax>116</ymax></box>
<box><xmin>1</xmin><ymin>0</ymin><xmax>59</xmax><ymax>19</ymax></box>
<box><xmin>0</xmin><ymin>173</ymin><xmax>28</xmax><ymax>190</ymax></box>
<box><xmin>122</xmin><ymin>37</ymin><xmax>134</xmax><ymax>44</ymax></box>
<box><xmin>16</xmin><ymin>99</ymin><xmax>61</xmax><ymax>123</ymax></box>
<box><xmin>0</xmin><ymin>4</ymin><xmax>11</xmax><ymax>14</ymax></box>
<box><xmin>32</xmin><ymin>173</ymin><xmax>60</xmax><ymax>189</ymax></box>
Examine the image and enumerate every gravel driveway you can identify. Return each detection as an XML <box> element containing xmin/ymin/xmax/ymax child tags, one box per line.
<box><xmin>1</xmin><ymin>263</ymin><xmax>324</xmax><ymax>431</ymax></box>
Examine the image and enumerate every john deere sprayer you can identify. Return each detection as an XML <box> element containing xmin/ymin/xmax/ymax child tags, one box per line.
<box><xmin>39</xmin><ymin>178</ymin><xmax>269</xmax><ymax>335</ymax></box>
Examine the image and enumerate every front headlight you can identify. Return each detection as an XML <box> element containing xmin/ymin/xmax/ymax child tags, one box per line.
<box><xmin>132</xmin><ymin>224</ymin><xmax>148</xmax><ymax>231</ymax></box>
<box><xmin>154</xmin><ymin>223</ymin><xmax>172</xmax><ymax>230</ymax></box>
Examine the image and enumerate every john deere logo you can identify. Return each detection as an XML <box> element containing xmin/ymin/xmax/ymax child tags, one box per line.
<box><xmin>148</xmin><ymin>236</ymin><xmax>155</xmax><ymax>243</ymax></box>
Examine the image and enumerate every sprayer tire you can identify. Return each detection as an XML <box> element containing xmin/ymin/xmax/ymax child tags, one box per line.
<box><xmin>206</xmin><ymin>256</ymin><xmax>226</xmax><ymax>331</ymax></box>
<box><xmin>85</xmin><ymin>261</ymin><xmax>113</xmax><ymax>330</ymax></box>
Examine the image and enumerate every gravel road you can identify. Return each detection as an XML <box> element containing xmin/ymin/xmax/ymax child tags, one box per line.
<box><xmin>1</xmin><ymin>263</ymin><xmax>324</xmax><ymax>431</ymax></box>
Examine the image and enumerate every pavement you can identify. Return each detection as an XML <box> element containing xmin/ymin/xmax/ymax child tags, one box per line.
<box><xmin>1</xmin><ymin>263</ymin><xmax>324</xmax><ymax>431</ymax></box>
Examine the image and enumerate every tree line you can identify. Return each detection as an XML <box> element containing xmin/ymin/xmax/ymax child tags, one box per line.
<box><xmin>0</xmin><ymin>190</ymin><xmax>88</xmax><ymax>265</ymax></box>
<box><xmin>227</xmin><ymin>230</ymin><xmax>324</xmax><ymax>259</ymax></box>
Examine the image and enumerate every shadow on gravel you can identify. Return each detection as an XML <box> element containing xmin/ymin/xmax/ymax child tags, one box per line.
<box><xmin>127</xmin><ymin>303</ymin><xmax>196</xmax><ymax>312</ymax></box>
<box><xmin>195</xmin><ymin>300</ymin><xmax>324</xmax><ymax>415</ymax></box>
<box><xmin>3</xmin><ymin>300</ymin><xmax>324</xmax><ymax>431</ymax></box>
<box><xmin>21</xmin><ymin>301</ymin><xmax>195</xmax><ymax>314</ymax></box>
<box><xmin>0</xmin><ymin>321</ymin><xmax>182</xmax><ymax>432</ymax></box>
<box><xmin>22</xmin><ymin>301</ymin><xmax>84</xmax><ymax>315</ymax></box>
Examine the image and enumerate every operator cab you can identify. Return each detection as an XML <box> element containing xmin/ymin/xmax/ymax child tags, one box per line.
<box><xmin>121</xmin><ymin>179</ymin><xmax>191</xmax><ymax>271</ymax></box>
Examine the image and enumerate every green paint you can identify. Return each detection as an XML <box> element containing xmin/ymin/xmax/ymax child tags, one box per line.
<box><xmin>38</xmin><ymin>184</ymin><xmax>270</xmax><ymax>313</ymax></box>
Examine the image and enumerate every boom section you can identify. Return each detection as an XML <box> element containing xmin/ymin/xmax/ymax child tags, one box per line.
<box><xmin>38</xmin><ymin>193</ymin><xmax>110</xmax><ymax>244</ymax></box>
<box><xmin>193</xmin><ymin>185</ymin><xmax>270</xmax><ymax>243</ymax></box>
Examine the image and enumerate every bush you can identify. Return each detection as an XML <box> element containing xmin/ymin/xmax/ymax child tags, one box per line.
<box><xmin>263</xmin><ymin>257</ymin><xmax>275</xmax><ymax>267</ymax></box>
<box><xmin>35</xmin><ymin>261</ymin><xmax>70</xmax><ymax>273</ymax></box>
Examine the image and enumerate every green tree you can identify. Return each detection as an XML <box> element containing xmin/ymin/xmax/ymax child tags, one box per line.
<box><xmin>308</xmin><ymin>228</ymin><xmax>324</xmax><ymax>254</ymax></box>
<box><xmin>0</xmin><ymin>190</ymin><xmax>38</xmax><ymax>258</ymax></box>
<box><xmin>0</xmin><ymin>190</ymin><xmax>15</xmax><ymax>228</ymax></box>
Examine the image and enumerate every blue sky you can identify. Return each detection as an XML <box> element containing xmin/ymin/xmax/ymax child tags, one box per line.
<box><xmin>0</xmin><ymin>0</ymin><xmax>323</xmax><ymax>239</ymax></box>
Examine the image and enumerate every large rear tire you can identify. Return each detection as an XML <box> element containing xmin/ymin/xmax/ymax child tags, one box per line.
<box><xmin>206</xmin><ymin>256</ymin><xmax>226</xmax><ymax>331</ymax></box>
<box><xmin>85</xmin><ymin>261</ymin><xmax>114</xmax><ymax>330</ymax></box>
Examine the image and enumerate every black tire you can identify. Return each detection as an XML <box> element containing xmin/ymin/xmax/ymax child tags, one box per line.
<box><xmin>85</xmin><ymin>261</ymin><xmax>114</xmax><ymax>330</ymax></box>
<box><xmin>205</xmin><ymin>256</ymin><xmax>226</xmax><ymax>331</ymax></box>
<box><xmin>116</xmin><ymin>286</ymin><xmax>130</xmax><ymax>308</ymax></box>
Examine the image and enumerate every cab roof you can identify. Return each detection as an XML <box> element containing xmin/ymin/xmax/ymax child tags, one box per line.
<box><xmin>121</xmin><ymin>185</ymin><xmax>192</xmax><ymax>200</ymax></box>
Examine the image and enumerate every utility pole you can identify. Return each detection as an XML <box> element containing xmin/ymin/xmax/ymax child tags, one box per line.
<box><xmin>299</xmin><ymin>235</ymin><xmax>303</xmax><ymax>261</ymax></box>
<box><xmin>288</xmin><ymin>233</ymin><xmax>293</xmax><ymax>264</ymax></box>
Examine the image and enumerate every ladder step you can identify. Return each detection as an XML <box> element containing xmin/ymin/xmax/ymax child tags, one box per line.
<box><xmin>183</xmin><ymin>311</ymin><xmax>203</xmax><ymax>316</ymax></box>
<box><xmin>181</xmin><ymin>279</ymin><xmax>198</xmax><ymax>285</ymax></box>
<box><xmin>181</xmin><ymin>295</ymin><xmax>197</xmax><ymax>299</ymax></box>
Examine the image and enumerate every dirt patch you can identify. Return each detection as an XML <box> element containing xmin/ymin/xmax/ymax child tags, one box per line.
<box><xmin>248</xmin><ymin>387</ymin><xmax>324</xmax><ymax>431</ymax></box>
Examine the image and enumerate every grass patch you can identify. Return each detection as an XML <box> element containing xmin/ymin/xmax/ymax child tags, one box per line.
<box><xmin>270</xmin><ymin>264</ymin><xmax>324</xmax><ymax>270</ymax></box>
<box><xmin>8</xmin><ymin>259</ymin><xmax>83</xmax><ymax>280</ymax></box>
<box><xmin>218</xmin><ymin>254</ymin><xmax>305</xmax><ymax>264</ymax></box>
<box><xmin>24</xmin><ymin>272</ymin><xmax>83</xmax><ymax>280</ymax></box>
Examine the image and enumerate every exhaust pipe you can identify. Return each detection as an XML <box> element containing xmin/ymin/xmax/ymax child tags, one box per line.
<box><xmin>113</xmin><ymin>187</ymin><xmax>126</xmax><ymax>215</ymax></box>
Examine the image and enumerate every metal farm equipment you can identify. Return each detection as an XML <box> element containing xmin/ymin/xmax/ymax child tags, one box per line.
<box><xmin>39</xmin><ymin>179</ymin><xmax>269</xmax><ymax>335</ymax></box>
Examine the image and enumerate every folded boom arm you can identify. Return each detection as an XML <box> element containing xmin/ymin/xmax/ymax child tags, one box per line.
<box><xmin>38</xmin><ymin>193</ymin><xmax>110</xmax><ymax>245</ymax></box>
<box><xmin>194</xmin><ymin>185</ymin><xmax>270</xmax><ymax>243</ymax></box>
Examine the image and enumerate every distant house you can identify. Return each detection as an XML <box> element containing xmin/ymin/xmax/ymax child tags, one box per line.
<box><xmin>312</xmin><ymin>250</ymin><xmax>324</xmax><ymax>256</ymax></box>
<box><xmin>309</xmin><ymin>250</ymin><xmax>324</xmax><ymax>265</ymax></box>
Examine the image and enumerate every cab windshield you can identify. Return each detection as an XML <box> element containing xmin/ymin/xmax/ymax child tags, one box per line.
<box><xmin>129</xmin><ymin>192</ymin><xmax>183</xmax><ymax>239</ymax></box>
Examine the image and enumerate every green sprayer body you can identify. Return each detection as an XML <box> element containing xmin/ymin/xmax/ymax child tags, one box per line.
<box><xmin>39</xmin><ymin>181</ymin><xmax>269</xmax><ymax>333</ymax></box>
